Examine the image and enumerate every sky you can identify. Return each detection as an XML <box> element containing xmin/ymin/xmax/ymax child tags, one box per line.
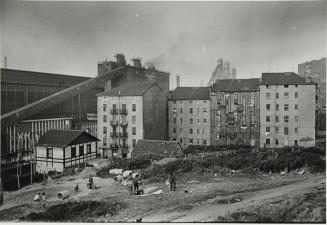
<box><xmin>1</xmin><ymin>1</ymin><xmax>326</xmax><ymax>88</ymax></box>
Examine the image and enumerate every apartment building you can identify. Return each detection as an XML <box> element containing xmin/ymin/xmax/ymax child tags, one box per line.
<box><xmin>260</xmin><ymin>72</ymin><xmax>316</xmax><ymax>148</ymax></box>
<box><xmin>168</xmin><ymin>87</ymin><xmax>211</xmax><ymax>148</ymax></box>
<box><xmin>97</xmin><ymin>82</ymin><xmax>166</xmax><ymax>158</ymax></box>
<box><xmin>210</xmin><ymin>79</ymin><xmax>260</xmax><ymax>146</ymax></box>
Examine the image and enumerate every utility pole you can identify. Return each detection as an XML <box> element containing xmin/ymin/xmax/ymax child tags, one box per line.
<box><xmin>118</xmin><ymin>90</ymin><xmax>121</xmax><ymax>158</ymax></box>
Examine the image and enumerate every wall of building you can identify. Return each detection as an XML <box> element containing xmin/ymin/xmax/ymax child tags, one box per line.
<box><xmin>143</xmin><ymin>84</ymin><xmax>167</xmax><ymax>141</ymax></box>
<box><xmin>168</xmin><ymin>99</ymin><xmax>211</xmax><ymax>148</ymax></box>
<box><xmin>260</xmin><ymin>84</ymin><xmax>315</xmax><ymax>148</ymax></box>
<box><xmin>97</xmin><ymin>95</ymin><xmax>144</xmax><ymax>158</ymax></box>
<box><xmin>210</xmin><ymin>91</ymin><xmax>260</xmax><ymax>146</ymax></box>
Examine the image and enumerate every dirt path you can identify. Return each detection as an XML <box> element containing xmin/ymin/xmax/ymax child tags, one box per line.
<box><xmin>142</xmin><ymin>175</ymin><xmax>325</xmax><ymax>222</ymax></box>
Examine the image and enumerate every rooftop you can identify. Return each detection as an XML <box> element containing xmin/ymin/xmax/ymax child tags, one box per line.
<box><xmin>169</xmin><ymin>87</ymin><xmax>210</xmax><ymax>100</ymax></box>
<box><xmin>261</xmin><ymin>72</ymin><xmax>309</xmax><ymax>85</ymax></box>
<box><xmin>212</xmin><ymin>78</ymin><xmax>260</xmax><ymax>92</ymax></box>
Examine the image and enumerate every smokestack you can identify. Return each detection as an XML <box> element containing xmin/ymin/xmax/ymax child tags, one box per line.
<box><xmin>132</xmin><ymin>58</ymin><xmax>142</xmax><ymax>68</ymax></box>
<box><xmin>176</xmin><ymin>75</ymin><xmax>180</xmax><ymax>87</ymax></box>
<box><xmin>4</xmin><ymin>56</ymin><xmax>7</xmax><ymax>68</ymax></box>
<box><xmin>115</xmin><ymin>53</ymin><xmax>126</xmax><ymax>66</ymax></box>
<box><xmin>232</xmin><ymin>68</ymin><xmax>236</xmax><ymax>78</ymax></box>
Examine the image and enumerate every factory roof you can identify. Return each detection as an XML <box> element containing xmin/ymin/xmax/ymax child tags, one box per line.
<box><xmin>261</xmin><ymin>72</ymin><xmax>310</xmax><ymax>85</ymax></box>
<box><xmin>36</xmin><ymin>130</ymin><xmax>99</xmax><ymax>148</ymax></box>
<box><xmin>169</xmin><ymin>87</ymin><xmax>211</xmax><ymax>100</ymax></box>
<box><xmin>212</xmin><ymin>78</ymin><xmax>260</xmax><ymax>92</ymax></box>
<box><xmin>97</xmin><ymin>81</ymin><xmax>163</xmax><ymax>97</ymax></box>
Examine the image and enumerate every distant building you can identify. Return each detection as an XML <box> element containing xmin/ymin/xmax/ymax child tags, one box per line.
<box><xmin>35</xmin><ymin>130</ymin><xmax>99</xmax><ymax>173</ymax></box>
<box><xmin>168</xmin><ymin>87</ymin><xmax>211</xmax><ymax>148</ymax></box>
<box><xmin>131</xmin><ymin>139</ymin><xmax>183</xmax><ymax>159</ymax></box>
<box><xmin>259</xmin><ymin>72</ymin><xmax>316</xmax><ymax>148</ymax></box>
<box><xmin>210</xmin><ymin>79</ymin><xmax>260</xmax><ymax>146</ymax></box>
<box><xmin>97</xmin><ymin>82</ymin><xmax>167</xmax><ymax>158</ymax></box>
<box><xmin>207</xmin><ymin>58</ymin><xmax>237</xmax><ymax>86</ymax></box>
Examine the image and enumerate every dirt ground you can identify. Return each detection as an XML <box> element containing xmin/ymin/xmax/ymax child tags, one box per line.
<box><xmin>0</xmin><ymin>167</ymin><xmax>325</xmax><ymax>222</ymax></box>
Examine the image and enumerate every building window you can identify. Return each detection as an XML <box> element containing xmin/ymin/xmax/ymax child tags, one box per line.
<box><xmin>276</xmin><ymin>93</ymin><xmax>279</xmax><ymax>99</ymax></box>
<box><xmin>203</xmin><ymin>101</ymin><xmax>207</xmax><ymax>103</ymax></box>
<box><xmin>103</xmin><ymin>115</ymin><xmax>107</xmax><ymax>122</ymax></box>
<box><xmin>284</xmin><ymin>127</ymin><xmax>289</xmax><ymax>135</ymax></box>
<box><xmin>173</xmin><ymin>100</ymin><xmax>176</xmax><ymax>104</ymax></box>
<box><xmin>275</xmin><ymin>116</ymin><xmax>279</xmax><ymax>122</ymax></box>
<box><xmin>284</xmin><ymin>104</ymin><xmax>289</xmax><ymax>111</ymax></box>
<box><xmin>295</xmin><ymin>104</ymin><xmax>298</xmax><ymax>110</ymax></box>
<box><xmin>46</xmin><ymin>147</ymin><xmax>53</xmax><ymax>158</ymax></box>
<box><xmin>103</xmin><ymin>137</ymin><xmax>107</xmax><ymax>146</ymax></box>
<box><xmin>284</xmin><ymin>116</ymin><xmax>289</xmax><ymax>123</ymax></box>
<box><xmin>295</xmin><ymin>92</ymin><xmax>298</xmax><ymax>98</ymax></box>
<box><xmin>197</xmin><ymin>108</ymin><xmax>200</xmax><ymax>114</ymax></box>
<box><xmin>197</xmin><ymin>119</ymin><xmax>200</xmax><ymax>124</ymax></box>
<box><xmin>284</xmin><ymin>85</ymin><xmax>289</xmax><ymax>88</ymax></box>
<box><xmin>190</xmin><ymin>118</ymin><xmax>193</xmax><ymax>124</ymax></box>
<box><xmin>203</xmin><ymin>139</ymin><xmax>207</xmax><ymax>145</ymax></box>
<box><xmin>266</xmin><ymin>85</ymin><xmax>270</xmax><ymax>88</ymax></box>
<box><xmin>197</xmin><ymin>129</ymin><xmax>199</xmax><ymax>134</ymax></box>
<box><xmin>132</xmin><ymin>104</ymin><xmax>136</xmax><ymax>112</ymax></box>
<box><xmin>132</xmin><ymin>139</ymin><xmax>136</xmax><ymax>147</ymax></box>
<box><xmin>189</xmin><ymin>139</ymin><xmax>193</xmax><ymax>144</ymax></box>
<box><xmin>132</xmin><ymin>127</ymin><xmax>136</xmax><ymax>135</ymax></box>
<box><xmin>266</xmin><ymin>127</ymin><xmax>270</xmax><ymax>132</ymax></box>
<box><xmin>132</xmin><ymin>116</ymin><xmax>136</xmax><ymax>124</ymax></box>
<box><xmin>103</xmin><ymin>104</ymin><xmax>107</xmax><ymax>112</ymax></box>
<box><xmin>103</xmin><ymin>126</ymin><xmax>107</xmax><ymax>134</ymax></box>
<box><xmin>203</xmin><ymin>108</ymin><xmax>207</xmax><ymax>113</ymax></box>
<box><xmin>203</xmin><ymin>119</ymin><xmax>207</xmax><ymax>124</ymax></box>
<box><xmin>180</xmin><ymin>138</ymin><xmax>182</xmax><ymax>143</ymax></box>
<box><xmin>266</xmin><ymin>93</ymin><xmax>270</xmax><ymax>99</ymax></box>
<box><xmin>284</xmin><ymin>92</ymin><xmax>289</xmax><ymax>99</ymax></box>
<box><xmin>71</xmin><ymin>146</ymin><xmax>76</xmax><ymax>158</ymax></box>
<box><xmin>173</xmin><ymin>118</ymin><xmax>176</xmax><ymax>124</ymax></box>
<box><xmin>276</xmin><ymin>104</ymin><xmax>279</xmax><ymax>111</ymax></box>
<box><xmin>173</xmin><ymin>138</ymin><xmax>176</xmax><ymax>141</ymax></box>
<box><xmin>173</xmin><ymin>128</ymin><xmax>176</xmax><ymax>133</ymax></box>
<box><xmin>189</xmin><ymin>129</ymin><xmax>193</xmax><ymax>134</ymax></box>
<box><xmin>190</xmin><ymin>108</ymin><xmax>193</xmax><ymax>114</ymax></box>
<box><xmin>266</xmin><ymin>116</ymin><xmax>270</xmax><ymax>122</ymax></box>
<box><xmin>87</xmin><ymin>144</ymin><xmax>91</xmax><ymax>154</ymax></box>
<box><xmin>173</xmin><ymin>108</ymin><xmax>177</xmax><ymax>114</ymax></box>
<box><xmin>295</xmin><ymin>115</ymin><xmax>298</xmax><ymax>122</ymax></box>
<box><xmin>266</xmin><ymin>138</ymin><xmax>270</xmax><ymax>145</ymax></box>
<box><xmin>79</xmin><ymin>145</ymin><xmax>84</xmax><ymax>156</ymax></box>
<box><xmin>295</xmin><ymin>127</ymin><xmax>298</xmax><ymax>133</ymax></box>
<box><xmin>276</xmin><ymin>127</ymin><xmax>279</xmax><ymax>134</ymax></box>
<box><xmin>180</xmin><ymin>118</ymin><xmax>183</xmax><ymax>124</ymax></box>
<box><xmin>180</xmin><ymin>108</ymin><xmax>183</xmax><ymax>113</ymax></box>
<box><xmin>266</xmin><ymin>104</ymin><xmax>270</xmax><ymax>111</ymax></box>
<box><xmin>275</xmin><ymin>139</ymin><xmax>279</xmax><ymax>145</ymax></box>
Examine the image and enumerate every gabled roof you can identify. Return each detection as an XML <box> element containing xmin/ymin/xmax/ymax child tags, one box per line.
<box><xmin>131</xmin><ymin>139</ymin><xmax>183</xmax><ymax>159</ymax></box>
<box><xmin>97</xmin><ymin>81</ymin><xmax>161</xmax><ymax>97</ymax></box>
<box><xmin>36</xmin><ymin>130</ymin><xmax>99</xmax><ymax>148</ymax></box>
<box><xmin>261</xmin><ymin>72</ymin><xmax>308</xmax><ymax>85</ymax></box>
<box><xmin>212</xmin><ymin>78</ymin><xmax>260</xmax><ymax>92</ymax></box>
<box><xmin>169</xmin><ymin>87</ymin><xmax>210</xmax><ymax>100</ymax></box>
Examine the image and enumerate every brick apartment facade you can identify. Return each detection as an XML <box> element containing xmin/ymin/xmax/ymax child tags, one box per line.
<box><xmin>168</xmin><ymin>87</ymin><xmax>211</xmax><ymax>148</ymax></box>
<box><xmin>97</xmin><ymin>82</ymin><xmax>166</xmax><ymax>158</ymax></box>
<box><xmin>210</xmin><ymin>79</ymin><xmax>260</xmax><ymax>147</ymax></box>
<box><xmin>260</xmin><ymin>73</ymin><xmax>316</xmax><ymax>148</ymax></box>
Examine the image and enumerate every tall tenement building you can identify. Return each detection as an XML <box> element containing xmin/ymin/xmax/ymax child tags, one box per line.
<box><xmin>260</xmin><ymin>72</ymin><xmax>316</xmax><ymax>148</ymax></box>
<box><xmin>210</xmin><ymin>79</ymin><xmax>260</xmax><ymax>147</ymax></box>
<box><xmin>97</xmin><ymin>82</ymin><xmax>167</xmax><ymax>158</ymax></box>
<box><xmin>207</xmin><ymin>58</ymin><xmax>237</xmax><ymax>86</ymax></box>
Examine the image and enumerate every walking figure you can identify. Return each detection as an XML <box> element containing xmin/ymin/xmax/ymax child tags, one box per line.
<box><xmin>168</xmin><ymin>172</ymin><xmax>176</xmax><ymax>191</ymax></box>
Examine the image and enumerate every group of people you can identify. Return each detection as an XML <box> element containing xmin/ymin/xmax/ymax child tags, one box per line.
<box><xmin>34</xmin><ymin>192</ymin><xmax>46</xmax><ymax>208</ymax></box>
<box><xmin>126</xmin><ymin>172</ymin><xmax>141</xmax><ymax>195</ymax></box>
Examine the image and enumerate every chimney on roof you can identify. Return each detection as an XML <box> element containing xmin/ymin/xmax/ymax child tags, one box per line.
<box><xmin>147</xmin><ymin>62</ymin><xmax>155</xmax><ymax>70</ymax></box>
<box><xmin>132</xmin><ymin>58</ymin><xmax>142</xmax><ymax>68</ymax></box>
<box><xmin>176</xmin><ymin>75</ymin><xmax>180</xmax><ymax>88</ymax></box>
<box><xmin>115</xmin><ymin>53</ymin><xmax>126</xmax><ymax>66</ymax></box>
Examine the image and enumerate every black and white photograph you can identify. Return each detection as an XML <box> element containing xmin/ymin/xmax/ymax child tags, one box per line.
<box><xmin>0</xmin><ymin>0</ymin><xmax>326</xmax><ymax>223</ymax></box>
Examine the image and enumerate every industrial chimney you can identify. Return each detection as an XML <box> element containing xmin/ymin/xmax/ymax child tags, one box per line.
<box><xmin>132</xmin><ymin>58</ymin><xmax>142</xmax><ymax>68</ymax></box>
<box><xmin>115</xmin><ymin>53</ymin><xmax>126</xmax><ymax>66</ymax></box>
<box><xmin>176</xmin><ymin>75</ymin><xmax>180</xmax><ymax>88</ymax></box>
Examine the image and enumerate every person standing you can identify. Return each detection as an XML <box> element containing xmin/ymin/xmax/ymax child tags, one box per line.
<box><xmin>168</xmin><ymin>172</ymin><xmax>176</xmax><ymax>191</ymax></box>
<box><xmin>41</xmin><ymin>192</ymin><xmax>46</xmax><ymax>208</ymax></box>
<box><xmin>133</xmin><ymin>174</ymin><xmax>140</xmax><ymax>194</ymax></box>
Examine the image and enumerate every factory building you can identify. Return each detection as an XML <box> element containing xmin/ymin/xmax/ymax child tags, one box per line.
<box><xmin>97</xmin><ymin>82</ymin><xmax>167</xmax><ymax>158</ymax></box>
<box><xmin>210</xmin><ymin>79</ymin><xmax>260</xmax><ymax>147</ymax></box>
<box><xmin>259</xmin><ymin>72</ymin><xmax>316</xmax><ymax>148</ymax></box>
<box><xmin>168</xmin><ymin>87</ymin><xmax>211</xmax><ymax>148</ymax></box>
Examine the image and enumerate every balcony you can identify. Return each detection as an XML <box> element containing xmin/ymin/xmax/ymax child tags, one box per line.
<box><xmin>119</xmin><ymin>132</ymin><xmax>128</xmax><ymax>138</ymax></box>
<box><xmin>110</xmin><ymin>132</ymin><xmax>118</xmax><ymax>138</ymax></box>
<box><xmin>119</xmin><ymin>109</ymin><xmax>128</xmax><ymax>115</ymax></box>
<box><xmin>120</xmin><ymin>120</ymin><xmax>128</xmax><ymax>127</ymax></box>
<box><xmin>110</xmin><ymin>144</ymin><xmax>118</xmax><ymax>149</ymax></box>
<box><xmin>110</xmin><ymin>120</ymin><xmax>118</xmax><ymax>127</ymax></box>
<box><xmin>110</xmin><ymin>109</ymin><xmax>118</xmax><ymax>115</ymax></box>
